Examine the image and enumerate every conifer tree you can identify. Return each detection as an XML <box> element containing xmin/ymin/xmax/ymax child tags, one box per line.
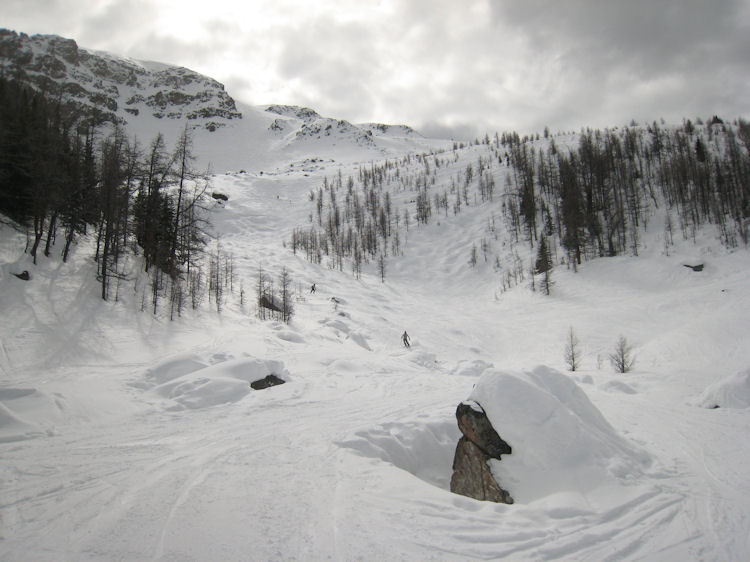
<box><xmin>535</xmin><ymin>236</ymin><xmax>553</xmax><ymax>295</ymax></box>
<box><xmin>609</xmin><ymin>335</ymin><xmax>636</xmax><ymax>373</ymax></box>
<box><xmin>279</xmin><ymin>267</ymin><xmax>293</xmax><ymax>323</ymax></box>
<box><xmin>564</xmin><ymin>327</ymin><xmax>581</xmax><ymax>371</ymax></box>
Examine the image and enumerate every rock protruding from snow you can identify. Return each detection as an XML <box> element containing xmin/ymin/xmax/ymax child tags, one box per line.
<box><xmin>451</xmin><ymin>437</ymin><xmax>514</xmax><ymax>504</ymax></box>
<box><xmin>683</xmin><ymin>263</ymin><xmax>705</xmax><ymax>272</ymax></box>
<box><xmin>468</xmin><ymin>366</ymin><xmax>650</xmax><ymax>503</ymax></box>
<box><xmin>455</xmin><ymin>402</ymin><xmax>512</xmax><ymax>459</ymax></box>
<box><xmin>250</xmin><ymin>374</ymin><xmax>286</xmax><ymax>390</ymax></box>
<box><xmin>450</xmin><ymin>401</ymin><xmax>514</xmax><ymax>504</ymax></box>
<box><xmin>699</xmin><ymin>369</ymin><xmax>750</xmax><ymax>409</ymax></box>
<box><xmin>265</xmin><ymin>104</ymin><xmax>321</xmax><ymax>121</ymax></box>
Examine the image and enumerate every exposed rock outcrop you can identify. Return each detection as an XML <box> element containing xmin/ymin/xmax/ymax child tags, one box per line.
<box><xmin>455</xmin><ymin>402</ymin><xmax>511</xmax><ymax>458</ymax></box>
<box><xmin>0</xmin><ymin>29</ymin><xmax>242</xmax><ymax>129</ymax></box>
<box><xmin>450</xmin><ymin>401</ymin><xmax>514</xmax><ymax>504</ymax></box>
<box><xmin>250</xmin><ymin>374</ymin><xmax>286</xmax><ymax>390</ymax></box>
<box><xmin>451</xmin><ymin>437</ymin><xmax>514</xmax><ymax>504</ymax></box>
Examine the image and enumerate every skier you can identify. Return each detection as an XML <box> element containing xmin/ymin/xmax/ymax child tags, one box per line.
<box><xmin>310</xmin><ymin>283</ymin><xmax>316</xmax><ymax>294</ymax></box>
<box><xmin>402</xmin><ymin>330</ymin><xmax>410</xmax><ymax>348</ymax></box>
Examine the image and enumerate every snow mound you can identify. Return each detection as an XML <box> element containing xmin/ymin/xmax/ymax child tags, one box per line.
<box><xmin>338</xmin><ymin>420</ymin><xmax>460</xmax><ymax>489</ymax></box>
<box><xmin>0</xmin><ymin>388</ymin><xmax>60</xmax><ymax>442</ymax></box>
<box><xmin>148</xmin><ymin>356</ymin><xmax>290</xmax><ymax>410</ymax></box>
<box><xmin>410</xmin><ymin>351</ymin><xmax>439</xmax><ymax>369</ymax></box>
<box><xmin>143</xmin><ymin>353</ymin><xmax>209</xmax><ymax>386</ymax></box>
<box><xmin>347</xmin><ymin>331</ymin><xmax>371</xmax><ymax>351</ymax></box>
<box><xmin>699</xmin><ymin>369</ymin><xmax>750</xmax><ymax>409</ymax></box>
<box><xmin>277</xmin><ymin>330</ymin><xmax>305</xmax><ymax>344</ymax></box>
<box><xmin>451</xmin><ymin>359</ymin><xmax>494</xmax><ymax>377</ymax></box>
<box><xmin>468</xmin><ymin>366</ymin><xmax>651</xmax><ymax>503</ymax></box>
<box><xmin>0</xmin><ymin>400</ymin><xmax>40</xmax><ymax>442</ymax></box>
<box><xmin>600</xmin><ymin>379</ymin><xmax>638</xmax><ymax>394</ymax></box>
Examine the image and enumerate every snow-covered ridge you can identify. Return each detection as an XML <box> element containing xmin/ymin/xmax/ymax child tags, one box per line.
<box><xmin>264</xmin><ymin>106</ymin><xmax>419</xmax><ymax>138</ymax></box>
<box><xmin>0</xmin><ymin>29</ymin><xmax>242</xmax><ymax>130</ymax></box>
<box><xmin>264</xmin><ymin>104</ymin><xmax>422</xmax><ymax>150</ymax></box>
<box><xmin>0</xmin><ymin>29</ymin><xmax>449</xmax><ymax>171</ymax></box>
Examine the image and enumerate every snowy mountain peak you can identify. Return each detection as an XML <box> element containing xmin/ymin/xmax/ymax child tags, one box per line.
<box><xmin>358</xmin><ymin>122</ymin><xmax>420</xmax><ymax>137</ymax></box>
<box><xmin>0</xmin><ymin>29</ymin><xmax>449</xmax><ymax>171</ymax></box>
<box><xmin>266</xmin><ymin>104</ymin><xmax>321</xmax><ymax>122</ymax></box>
<box><xmin>0</xmin><ymin>29</ymin><xmax>242</xmax><ymax>130</ymax></box>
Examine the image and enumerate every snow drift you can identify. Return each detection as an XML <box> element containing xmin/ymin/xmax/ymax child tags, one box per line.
<box><xmin>699</xmin><ymin>368</ymin><xmax>750</xmax><ymax>409</ymax></box>
<box><xmin>136</xmin><ymin>352</ymin><xmax>290</xmax><ymax>410</ymax></box>
<box><xmin>469</xmin><ymin>366</ymin><xmax>651</xmax><ymax>503</ymax></box>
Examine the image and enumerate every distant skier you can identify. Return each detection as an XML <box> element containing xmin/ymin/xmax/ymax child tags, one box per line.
<box><xmin>402</xmin><ymin>330</ymin><xmax>410</xmax><ymax>348</ymax></box>
<box><xmin>310</xmin><ymin>283</ymin><xmax>316</xmax><ymax>294</ymax></box>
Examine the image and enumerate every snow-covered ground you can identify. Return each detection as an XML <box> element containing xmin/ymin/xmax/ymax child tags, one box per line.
<box><xmin>2</xmin><ymin>129</ymin><xmax>750</xmax><ymax>561</ymax></box>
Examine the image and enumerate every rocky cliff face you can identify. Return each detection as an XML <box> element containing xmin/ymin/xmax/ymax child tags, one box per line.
<box><xmin>0</xmin><ymin>29</ymin><xmax>242</xmax><ymax>130</ymax></box>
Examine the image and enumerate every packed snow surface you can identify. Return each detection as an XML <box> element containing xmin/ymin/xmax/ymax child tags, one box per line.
<box><xmin>2</xmin><ymin>124</ymin><xmax>750</xmax><ymax>561</ymax></box>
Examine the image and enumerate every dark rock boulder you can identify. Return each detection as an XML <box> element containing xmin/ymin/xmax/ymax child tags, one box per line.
<box><xmin>250</xmin><ymin>374</ymin><xmax>285</xmax><ymax>390</ymax></box>
<box><xmin>455</xmin><ymin>402</ymin><xmax>511</xmax><ymax>458</ymax></box>
<box><xmin>450</xmin><ymin>401</ymin><xmax>514</xmax><ymax>504</ymax></box>
<box><xmin>451</xmin><ymin>437</ymin><xmax>514</xmax><ymax>504</ymax></box>
<box><xmin>12</xmin><ymin>270</ymin><xmax>30</xmax><ymax>281</ymax></box>
<box><xmin>683</xmin><ymin>263</ymin><xmax>704</xmax><ymax>272</ymax></box>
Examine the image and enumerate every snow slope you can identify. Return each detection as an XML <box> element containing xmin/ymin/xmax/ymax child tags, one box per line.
<box><xmin>2</xmin><ymin>125</ymin><xmax>750</xmax><ymax>561</ymax></box>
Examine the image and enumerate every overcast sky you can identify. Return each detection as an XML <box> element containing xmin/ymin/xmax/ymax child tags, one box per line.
<box><xmin>2</xmin><ymin>0</ymin><xmax>749</xmax><ymax>138</ymax></box>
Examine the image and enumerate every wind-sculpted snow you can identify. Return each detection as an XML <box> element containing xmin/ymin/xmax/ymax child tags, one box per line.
<box><xmin>135</xmin><ymin>352</ymin><xmax>290</xmax><ymax>410</ymax></box>
<box><xmin>337</xmin><ymin>419</ymin><xmax>460</xmax><ymax>489</ymax></box>
<box><xmin>469</xmin><ymin>366</ymin><xmax>651</xmax><ymax>503</ymax></box>
<box><xmin>451</xmin><ymin>359</ymin><xmax>495</xmax><ymax>377</ymax></box>
<box><xmin>699</xmin><ymin>369</ymin><xmax>750</xmax><ymax>409</ymax></box>
<box><xmin>0</xmin><ymin>388</ymin><xmax>64</xmax><ymax>442</ymax></box>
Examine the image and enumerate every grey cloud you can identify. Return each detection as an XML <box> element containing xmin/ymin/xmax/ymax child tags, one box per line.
<box><xmin>485</xmin><ymin>0</ymin><xmax>750</xmax><ymax>130</ymax></box>
<box><xmin>418</xmin><ymin>121</ymin><xmax>480</xmax><ymax>141</ymax></box>
<box><xmin>76</xmin><ymin>0</ymin><xmax>157</xmax><ymax>49</ymax></box>
<box><xmin>274</xmin><ymin>18</ymin><xmax>382</xmax><ymax>119</ymax></box>
<box><xmin>0</xmin><ymin>0</ymin><xmax>84</xmax><ymax>37</ymax></box>
<box><xmin>2</xmin><ymin>0</ymin><xmax>748</xmax><ymax>137</ymax></box>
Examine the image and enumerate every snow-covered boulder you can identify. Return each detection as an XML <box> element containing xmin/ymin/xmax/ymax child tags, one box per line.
<box><xmin>699</xmin><ymin>369</ymin><xmax>750</xmax><ymax>409</ymax></box>
<box><xmin>466</xmin><ymin>366</ymin><xmax>650</xmax><ymax>503</ymax></box>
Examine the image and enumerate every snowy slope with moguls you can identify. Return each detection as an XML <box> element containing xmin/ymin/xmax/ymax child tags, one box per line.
<box><xmin>2</xmin><ymin>34</ymin><xmax>750</xmax><ymax>562</ymax></box>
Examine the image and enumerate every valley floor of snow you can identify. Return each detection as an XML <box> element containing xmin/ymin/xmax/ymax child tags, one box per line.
<box><xmin>2</xmin><ymin>145</ymin><xmax>750</xmax><ymax>561</ymax></box>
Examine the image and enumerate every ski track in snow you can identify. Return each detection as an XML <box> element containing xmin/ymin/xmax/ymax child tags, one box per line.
<box><xmin>2</xmin><ymin>138</ymin><xmax>750</xmax><ymax>561</ymax></box>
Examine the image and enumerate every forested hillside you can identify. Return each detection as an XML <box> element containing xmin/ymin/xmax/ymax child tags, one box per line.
<box><xmin>292</xmin><ymin>118</ymin><xmax>750</xmax><ymax>290</ymax></box>
<box><xmin>0</xmin><ymin>76</ymin><xmax>211</xmax><ymax>308</ymax></box>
